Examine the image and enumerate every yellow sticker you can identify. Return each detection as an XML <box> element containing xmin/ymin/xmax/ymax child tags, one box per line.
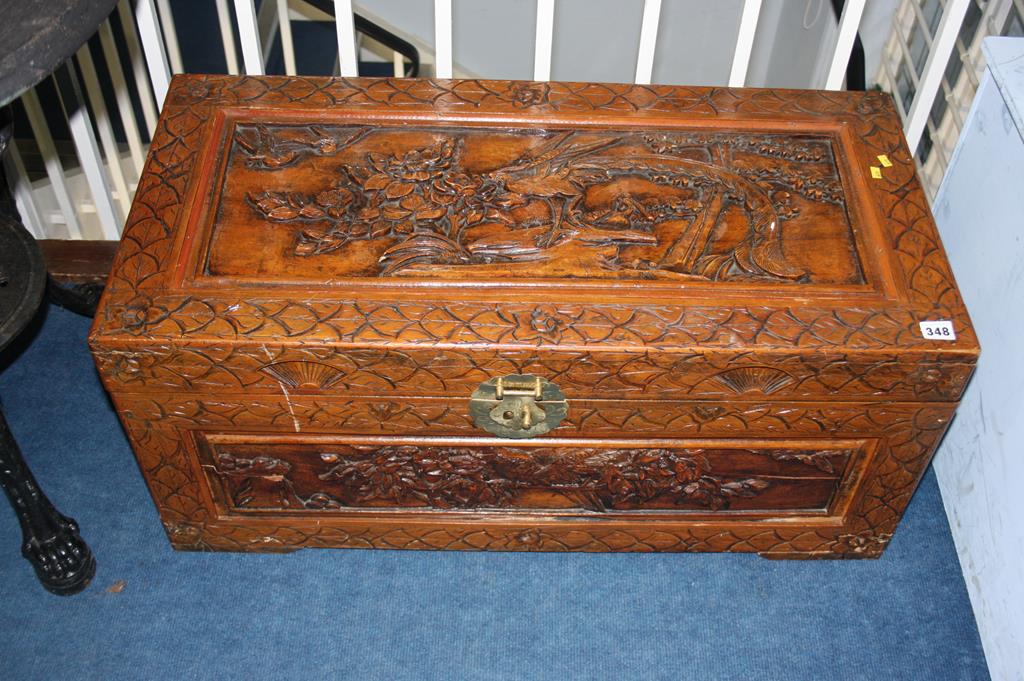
<box><xmin>870</xmin><ymin>166</ymin><xmax>883</xmax><ymax>179</ymax></box>
<box><xmin>877</xmin><ymin>154</ymin><xmax>893</xmax><ymax>168</ymax></box>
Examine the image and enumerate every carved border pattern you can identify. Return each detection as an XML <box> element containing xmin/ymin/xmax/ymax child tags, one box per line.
<box><xmin>116</xmin><ymin>395</ymin><xmax>952</xmax><ymax>557</ymax></box>
<box><xmin>102</xmin><ymin>295</ymin><xmax>941</xmax><ymax>350</ymax></box>
<box><xmin>94</xmin><ymin>343</ymin><xmax>973</xmax><ymax>401</ymax></box>
<box><xmin>94</xmin><ymin>75</ymin><xmax>975</xmax><ymax>355</ymax></box>
<box><xmin>162</xmin><ymin>520</ymin><xmax>890</xmax><ymax>557</ymax></box>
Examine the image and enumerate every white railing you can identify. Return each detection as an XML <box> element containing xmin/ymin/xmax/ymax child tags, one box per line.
<box><xmin>5</xmin><ymin>0</ymin><xmax>976</xmax><ymax>241</ymax></box>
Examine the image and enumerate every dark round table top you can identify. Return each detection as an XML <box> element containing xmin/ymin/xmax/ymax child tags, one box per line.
<box><xmin>0</xmin><ymin>218</ymin><xmax>45</xmax><ymax>352</ymax></box>
<box><xmin>0</xmin><ymin>0</ymin><xmax>118</xmax><ymax>106</ymax></box>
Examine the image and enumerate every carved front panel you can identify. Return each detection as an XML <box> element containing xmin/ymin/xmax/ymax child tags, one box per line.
<box><xmin>116</xmin><ymin>395</ymin><xmax>950</xmax><ymax>556</ymax></box>
<box><xmin>199</xmin><ymin>122</ymin><xmax>863</xmax><ymax>286</ymax></box>
<box><xmin>195</xmin><ymin>435</ymin><xmax>861</xmax><ymax>515</ymax></box>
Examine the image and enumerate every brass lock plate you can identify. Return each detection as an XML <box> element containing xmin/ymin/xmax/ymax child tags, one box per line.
<box><xmin>469</xmin><ymin>374</ymin><xmax>568</xmax><ymax>438</ymax></box>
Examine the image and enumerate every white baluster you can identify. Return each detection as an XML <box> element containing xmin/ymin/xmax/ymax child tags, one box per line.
<box><xmin>134</xmin><ymin>0</ymin><xmax>173</xmax><ymax>106</ymax></box>
<box><xmin>21</xmin><ymin>88</ymin><xmax>83</xmax><ymax>239</ymax></box>
<box><xmin>634</xmin><ymin>0</ymin><xmax>662</xmax><ymax>85</ymax></box>
<box><xmin>824</xmin><ymin>0</ymin><xmax>866</xmax><ymax>90</ymax></box>
<box><xmin>155</xmin><ymin>0</ymin><xmax>184</xmax><ymax>74</ymax></box>
<box><xmin>333</xmin><ymin>0</ymin><xmax>359</xmax><ymax>77</ymax></box>
<box><xmin>117</xmin><ymin>0</ymin><xmax>159</xmax><ymax>132</ymax></box>
<box><xmin>215</xmin><ymin>0</ymin><xmax>241</xmax><ymax>75</ymax></box>
<box><xmin>2</xmin><ymin>140</ymin><xmax>46</xmax><ymax>239</ymax></box>
<box><xmin>99</xmin><ymin>20</ymin><xmax>147</xmax><ymax>177</ymax></box>
<box><xmin>56</xmin><ymin>67</ymin><xmax>122</xmax><ymax>239</ymax></box>
<box><xmin>434</xmin><ymin>0</ymin><xmax>453</xmax><ymax>79</ymax></box>
<box><xmin>534</xmin><ymin>0</ymin><xmax>555</xmax><ymax>82</ymax></box>
<box><xmin>729</xmin><ymin>0</ymin><xmax>762</xmax><ymax>87</ymax></box>
<box><xmin>76</xmin><ymin>47</ymin><xmax>133</xmax><ymax>219</ymax></box>
<box><xmin>233</xmin><ymin>0</ymin><xmax>265</xmax><ymax>75</ymax></box>
<box><xmin>277</xmin><ymin>0</ymin><xmax>297</xmax><ymax>76</ymax></box>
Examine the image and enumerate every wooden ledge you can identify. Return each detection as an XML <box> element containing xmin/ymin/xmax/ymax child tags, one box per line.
<box><xmin>39</xmin><ymin>239</ymin><xmax>117</xmax><ymax>285</ymax></box>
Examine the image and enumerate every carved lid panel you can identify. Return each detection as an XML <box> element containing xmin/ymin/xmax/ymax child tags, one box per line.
<box><xmin>91</xmin><ymin>76</ymin><xmax>978</xmax><ymax>393</ymax></box>
<box><xmin>201</xmin><ymin>123</ymin><xmax>863</xmax><ymax>286</ymax></box>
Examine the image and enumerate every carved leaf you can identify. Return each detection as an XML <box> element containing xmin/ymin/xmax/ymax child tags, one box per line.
<box><xmin>767</xmin><ymin>450</ymin><xmax>847</xmax><ymax>474</ymax></box>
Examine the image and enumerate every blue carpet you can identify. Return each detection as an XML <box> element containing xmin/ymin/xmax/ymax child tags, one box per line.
<box><xmin>0</xmin><ymin>305</ymin><xmax>990</xmax><ymax>681</ymax></box>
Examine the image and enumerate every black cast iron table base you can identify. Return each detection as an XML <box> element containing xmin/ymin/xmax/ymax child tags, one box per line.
<box><xmin>1</xmin><ymin>111</ymin><xmax>95</xmax><ymax>595</ymax></box>
<box><xmin>0</xmin><ymin>409</ymin><xmax>95</xmax><ymax>595</ymax></box>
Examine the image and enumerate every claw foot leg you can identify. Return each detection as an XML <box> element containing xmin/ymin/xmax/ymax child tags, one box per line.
<box><xmin>0</xmin><ymin>406</ymin><xmax>95</xmax><ymax>595</ymax></box>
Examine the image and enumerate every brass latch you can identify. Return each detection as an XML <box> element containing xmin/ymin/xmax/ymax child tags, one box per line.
<box><xmin>469</xmin><ymin>374</ymin><xmax>568</xmax><ymax>438</ymax></box>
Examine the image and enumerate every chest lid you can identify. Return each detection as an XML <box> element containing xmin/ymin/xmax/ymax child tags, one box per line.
<box><xmin>90</xmin><ymin>76</ymin><xmax>977</xmax><ymax>402</ymax></box>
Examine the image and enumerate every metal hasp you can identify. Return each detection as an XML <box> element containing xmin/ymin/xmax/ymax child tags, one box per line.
<box><xmin>469</xmin><ymin>374</ymin><xmax>568</xmax><ymax>438</ymax></box>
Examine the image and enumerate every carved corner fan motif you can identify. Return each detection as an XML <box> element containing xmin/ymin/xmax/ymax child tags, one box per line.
<box><xmin>210</xmin><ymin>123</ymin><xmax>863</xmax><ymax>284</ymax></box>
<box><xmin>708</xmin><ymin>367</ymin><xmax>796</xmax><ymax>395</ymax></box>
<box><xmin>258</xmin><ymin>361</ymin><xmax>347</xmax><ymax>390</ymax></box>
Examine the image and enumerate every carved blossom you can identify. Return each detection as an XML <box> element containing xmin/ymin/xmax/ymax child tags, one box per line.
<box><xmin>509</xmin><ymin>83</ymin><xmax>550</xmax><ymax>107</ymax></box>
<box><xmin>836</xmin><ymin>531</ymin><xmax>893</xmax><ymax>555</ymax></box>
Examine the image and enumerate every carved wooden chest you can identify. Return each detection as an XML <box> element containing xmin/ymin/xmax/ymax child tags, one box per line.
<box><xmin>89</xmin><ymin>75</ymin><xmax>978</xmax><ymax>558</ymax></box>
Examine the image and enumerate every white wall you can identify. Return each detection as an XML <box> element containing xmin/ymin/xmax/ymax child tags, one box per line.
<box><xmin>746</xmin><ymin>0</ymin><xmax>836</xmax><ymax>88</ymax></box>
<box><xmin>932</xmin><ymin>37</ymin><xmax>1024</xmax><ymax>681</ymax></box>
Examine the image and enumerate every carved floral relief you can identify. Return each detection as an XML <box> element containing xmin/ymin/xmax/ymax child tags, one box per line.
<box><xmin>203</xmin><ymin>444</ymin><xmax>851</xmax><ymax>514</ymax></box>
<box><xmin>215</xmin><ymin>123</ymin><xmax>863</xmax><ymax>284</ymax></box>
